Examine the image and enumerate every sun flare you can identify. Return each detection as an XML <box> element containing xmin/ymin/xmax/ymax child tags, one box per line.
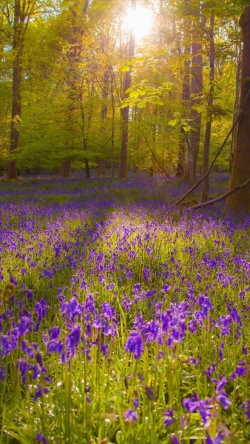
<box><xmin>123</xmin><ymin>6</ymin><xmax>153</xmax><ymax>41</ymax></box>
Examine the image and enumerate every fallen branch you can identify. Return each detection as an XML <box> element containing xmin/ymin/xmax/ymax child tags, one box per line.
<box><xmin>190</xmin><ymin>177</ymin><xmax>250</xmax><ymax>210</ymax></box>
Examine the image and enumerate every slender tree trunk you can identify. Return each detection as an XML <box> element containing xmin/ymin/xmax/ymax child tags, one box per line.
<box><xmin>61</xmin><ymin>1</ymin><xmax>90</xmax><ymax>178</ymax></box>
<box><xmin>190</xmin><ymin>40</ymin><xmax>202</xmax><ymax>180</ymax></box>
<box><xmin>85</xmin><ymin>157</ymin><xmax>90</xmax><ymax>180</ymax></box>
<box><xmin>227</xmin><ymin>7</ymin><xmax>250</xmax><ymax>212</ymax></box>
<box><xmin>201</xmin><ymin>13</ymin><xmax>215</xmax><ymax>203</ymax></box>
<box><xmin>119</xmin><ymin>0</ymin><xmax>135</xmax><ymax>178</ymax></box>
<box><xmin>110</xmin><ymin>71</ymin><xmax>115</xmax><ymax>178</ymax></box>
<box><xmin>230</xmin><ymin>44</ymin><xmax>242</xmax><ymax>172</ymax></box>
<box><xmin>176</xmin><ymin>13</ymin><xmax>191</xmax><ymax>180</ymax></box>
<box><xmin>8</xmin><ymin>0</ymin><xmax>23</xmax><ymax>179</ymax></box>
<box><xmin>60</xmin><ymin>160</ymin><xmax>71</xmax><ymax>178</ymax></box>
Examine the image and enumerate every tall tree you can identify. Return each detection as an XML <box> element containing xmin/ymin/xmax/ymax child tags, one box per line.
<box><xmin>190</xmin><ymin>2</ymin><xmax>203</xmax><ymax>181</ymax></box>
<box><xmin>201</xmin><ymin>11</ymin><xmax>215</xmax><ymax>203</ymax></box>
<box><xmin>6</xmin><ymin>0</ymin><xmax>38</xmax><ymax>179</ymax></box>
<box><xmin>119</xmin><ymin>0</ymin><xmax>135</xmax><ymax>178</ymax></box>
<box><xmin>227</xmin><ymin>6</ymin><xmax>250</xmax><ymax>212</ymax></box>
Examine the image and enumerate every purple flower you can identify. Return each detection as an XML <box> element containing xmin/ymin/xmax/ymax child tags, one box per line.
<box><xmin>183</xmin><ymin>393</ymin><xmax>213</xmax><ymax>426</ymax></box>
<box><xmin>171</xmin><ymin>434</ymin><xmax>180</xmax><ymax>444</ymax></box>
<box><xmin>144</xmin><ymin>320</ymin><xmax>159</xmax><ymax>342</ymax></box>
<box><xmin>49</xmin><ymin>326</ymin><xmax>60</xmax><ymax>340</ymax></box>
<box><xmin>132</xmin><ymin>398</ymin><xmax>139</xmax><ymax>409</ymax></box>
<box><xmin>231</xmin><ymin>361</ymin><xmax>247</xmax><ymax>380</ymax></box>
<box><xmin>216</xmin><ymin>392</ymin><xmax>231</xmax><ymax>409</ymax></box>
<box><xmin>100</xmin><ymin>344</ymin><xmax>109</xmax><ymax>356</ymax></box>
<box><xmin>0</xmin><ymin>366</ymin><xmax>6</xmax><ymax>381</ymax></box>
<box><xmin>144</xmin><ymin>385</ymin><xmax>155</xmax><ymax>401</ymax></box>
<box><xmin>163</xmin><ymin>409</ymin><xmax>174</xmax><ymax>426</ymax></box>
<box><xmin>35</xmin><ymin>299</ymin><xmax>49</xmax><ymax>321</ymax></box>
<box><xmin>242</xmin><ymin>400</ymin><xmax>250</xmax><ymax>420</ymax></box>
<box><xmin>16</xmin><ymin>358</ymin><xmax>29</xmax><ymax>384</ymax></box>
<box><xmin>124</xmin><ymin>331</ymin><xmax>144</xmax><ymax>359</ymax></box>
<box><xmin>17</xmin><ymin>316</ymin><xmax>32</xmax><ymax>336</ymax></box>
<box><xmin>204</xmin><ymin>363</ymin><xmax>216</xmax><ymax>379</ymax></box>
<box><xmin>212</xmin><ymin>376</ymin><xmax>228</xmax><ymax>392</ymax></box>
<box><xmin>242</xmin><ymin>345</ymin><xmax>248</xmax><ymax>355</ymax></box>
<box><xmin>206</xmin><ymin>431</ymin><xmax>225</xmax><ymax>444</ymax></box>
<box><xmin>212</xmin><ymin>376</ymin><xmax>231</xmax><ymax>410</ymax></box>
<box><xmin>34</xmin><ymin>385</ymin><xmax>49</xmax><ymax>401</ymax></box>
<box><xmin>66</xmin><ymin>325</ymin><xmax>81</xmax><ymax>354</ymax></box>
<box><xmin>47</xmin><ymin>340</ymin><xmax>63</xmax><ymax>354</ymax></box>
<box><xmin>37</xmin><ymin>432</ymin><xmax>48</xmax><ymax>444</ymax></box>
<box><xmin>123</xmin><ymin>408</ymin><xmax>138</xmax><ymax>422</ymax></box>
<box><xmin>23</xmin><ymin>289</ymin><xmax>33</xmax><ymax>300</ymax></box>
<box><xmin>161</xmin><ymin>283</ymin><xmax>171</xmax><ymax>292</ymax></box>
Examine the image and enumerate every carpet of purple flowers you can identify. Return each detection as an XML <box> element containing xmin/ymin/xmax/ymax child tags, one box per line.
<box><xmin>0</xmin><ymin>174</ymin><xmax>250</xmax><ymax>444</ymax></box>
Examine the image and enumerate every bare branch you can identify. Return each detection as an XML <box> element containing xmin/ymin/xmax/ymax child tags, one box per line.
<box><xmin>190</xmin><ymin>177</ymin><xmax>250</xmax><ymax>210</ymax></box>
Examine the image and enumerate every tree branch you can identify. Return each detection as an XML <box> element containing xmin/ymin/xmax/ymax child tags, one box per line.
<box><xmin>190</xmin><ymin>177</ymin><xmax>250</xmax><ymax>210</ymax></box>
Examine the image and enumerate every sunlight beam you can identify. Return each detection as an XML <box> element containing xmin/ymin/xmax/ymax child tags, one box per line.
<box><xmin>123</xmin><ymin>4</ymin><xmax>153</xmax><ymax>42</ymax></box>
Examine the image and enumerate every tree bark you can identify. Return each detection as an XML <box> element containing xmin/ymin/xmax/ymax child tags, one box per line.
<box><xmin>61</xmin><ymin>160</ymin><xmax>71</xmax><ymax>178</ymax></box>
<box><xmin>190</xmin><ymin>40</ymin><xmax>202</xmax><ymax>180</ymax></box>
<box><xmin>230</xmin><ymin>44</ymin><xmax>241</xmax><ymax>172</ymax></box>
<box><xmin>8</xmin><ymin>0</ymin><xmax>23</xmax><ymax>179</ymax></box>
<box><xmin>176</xmin><ymin>14</ymin><xmax>191</xmax><ymax>179</ymax></box>
<box><xmin>85</xmin><ymin>157</ymin><xmax>90</xmax><ymax>180</ymax></box>
<box><xmin>119</xmin><ymin>0</ymin><xmax>135</xmax><ymax>178</ymax></box>
<box><xmin>227</xmin><ymin>7</ymin><xmax>250</xmax><ymax>212</ymax></box>
<box><xmin>201</xmin><ymin>13</ymin><xmax>215</xmax><ymax>203</ymax></box>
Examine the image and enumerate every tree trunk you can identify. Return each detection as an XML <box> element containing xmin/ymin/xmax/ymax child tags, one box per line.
<box><xmin>85</xmin><ymin>157</ymin><xmax>90</xmax><ymax>180</ymax></box>
<box><xmin>119</xmin><ymin>0</ymin><xmax>135</xmax><ymax>178</ymax></box>
<box><xmin>227</xmin><ymin>7</ymin><xmax>250</xmax><ymax>212</ymax></box>
<box><xmin>230</xmin><ymin>44</ymin><xmax>241</xmax><ymax>172</ymax></box>
<box><xmin>201</xmin><ymin>13</ymin><xmax>215</xmax><ymax>203</ymax></box>
<box><xmin>8</xmin><ymin>0</ymin><xmax>23</xmax><ymax>180</ymax></box>
<box><xmin>176</xmin><ymin>12</ymin><xmax>191</xmax><ymax>181</ymax></box>
<box><xmin>97</xmin><ymin>159</ymin><xmax>106</xmax><ymax>177</ymax></box>
<box><xmin>110</xmin><ymin>71</ymin><xmax>115</xmax><ymax>178</ymax></box>
<box><xmin>190</xmin><ymin>40</ymin><xmax>202</xmax><ymax>180</ymax></box>
<box><xmin>61</xmin><ymin>160</ymin><xmax>71</xmax><ymax>178</ymax></box>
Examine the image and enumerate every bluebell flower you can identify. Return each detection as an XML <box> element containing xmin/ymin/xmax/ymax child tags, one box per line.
<box><xmin>123</xmin><ymin>408</ymin><xmax>138</xmax><ymax>422</ymax></box>
<box><xmin>47</xmin><ymin>340</ymin><xmax>63</xmax><ymax>354</ymax></box>
<box><xmin>100</xmin><ymin>344</ymin><xmax>109</xmax><ymax>356</ymax></box>
<box><xmin>163</xmin><ymin>409</ymin><xmax>174</xmax><ymax>426</ymax></box>
<box><xmin>37</xmin><ymin>432</ymin><xmax>47</xmax><ymax>444</ymax></box>
<box><xmin>132</xmin><ymin>398</ymin><xmax>139</xmax><ymax>409</ymax></box>
<box><xmin>183</xmin><ymin>393</ymin><xmax>213</xmax><ymax>426</ymax></box>
<box><xmin>206</xmin><ymin>431</ymin><xmax>225</xmax><ymax>444</ymax></box>
<box><xmin>66</xmin><ymin>325</ymin><xmax>81</xmax><ymax>355</ymax></box>
<box><xmin>144</xmin><ymin>320</ymin><xmax>159</xmax><ymax>342</ymax></box>
<box><xmin>125</xmin><ymin>331</ymin><xmax>144</xmax><ymax>359</ymax></box>
<box><xmin>49</xmin><ymin>326</ymin><xmax>60</xmax><ymax>340</ymax></box>
<box><xmin>0</xmin><ymin>366</ymin><xmax>6</xmax><ymax>381</ymax></box>
<box><xmin>34</xmin><ymin>384</ymin><xmax>49</xmax><ymax>401</ymax></box>
<box><xmin>144</xmin><ymin>385</ymin><xmax>155</xmax><ymax>401</ymax></box>
<box><xmin>242</xmin><ymin>400</ymin><xmax>250</xmax><ymax>420</ymax></box>
<box><xmin>171</xmin><ymin>434</ymin><xmax>180</xmax><ymax>444</ymax></box>
<box><xmin>16</xmin><ymin>358</ymin><xmax>29</xmax><ymax>384</ymax></box>
<box><xmin>161</xmin><ymin>283</ymin><xmax>171</xmax><ymax>292</ymax></box>
<box><xmin>231</xmin><ymin>361</ymin><xmax>247</xmax><ymax>380</ymax></box>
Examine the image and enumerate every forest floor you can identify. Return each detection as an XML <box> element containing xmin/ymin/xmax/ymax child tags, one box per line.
<box><xmin>0</xmin><ymin>173</ymin><xmax>250</xmax><ymax>444</ymax></box>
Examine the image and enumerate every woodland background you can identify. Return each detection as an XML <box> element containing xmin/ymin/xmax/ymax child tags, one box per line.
<box><xmin>0</xmin><ymin>1</ymin><xmax>249</xmax><ymax>199</ymax></box>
